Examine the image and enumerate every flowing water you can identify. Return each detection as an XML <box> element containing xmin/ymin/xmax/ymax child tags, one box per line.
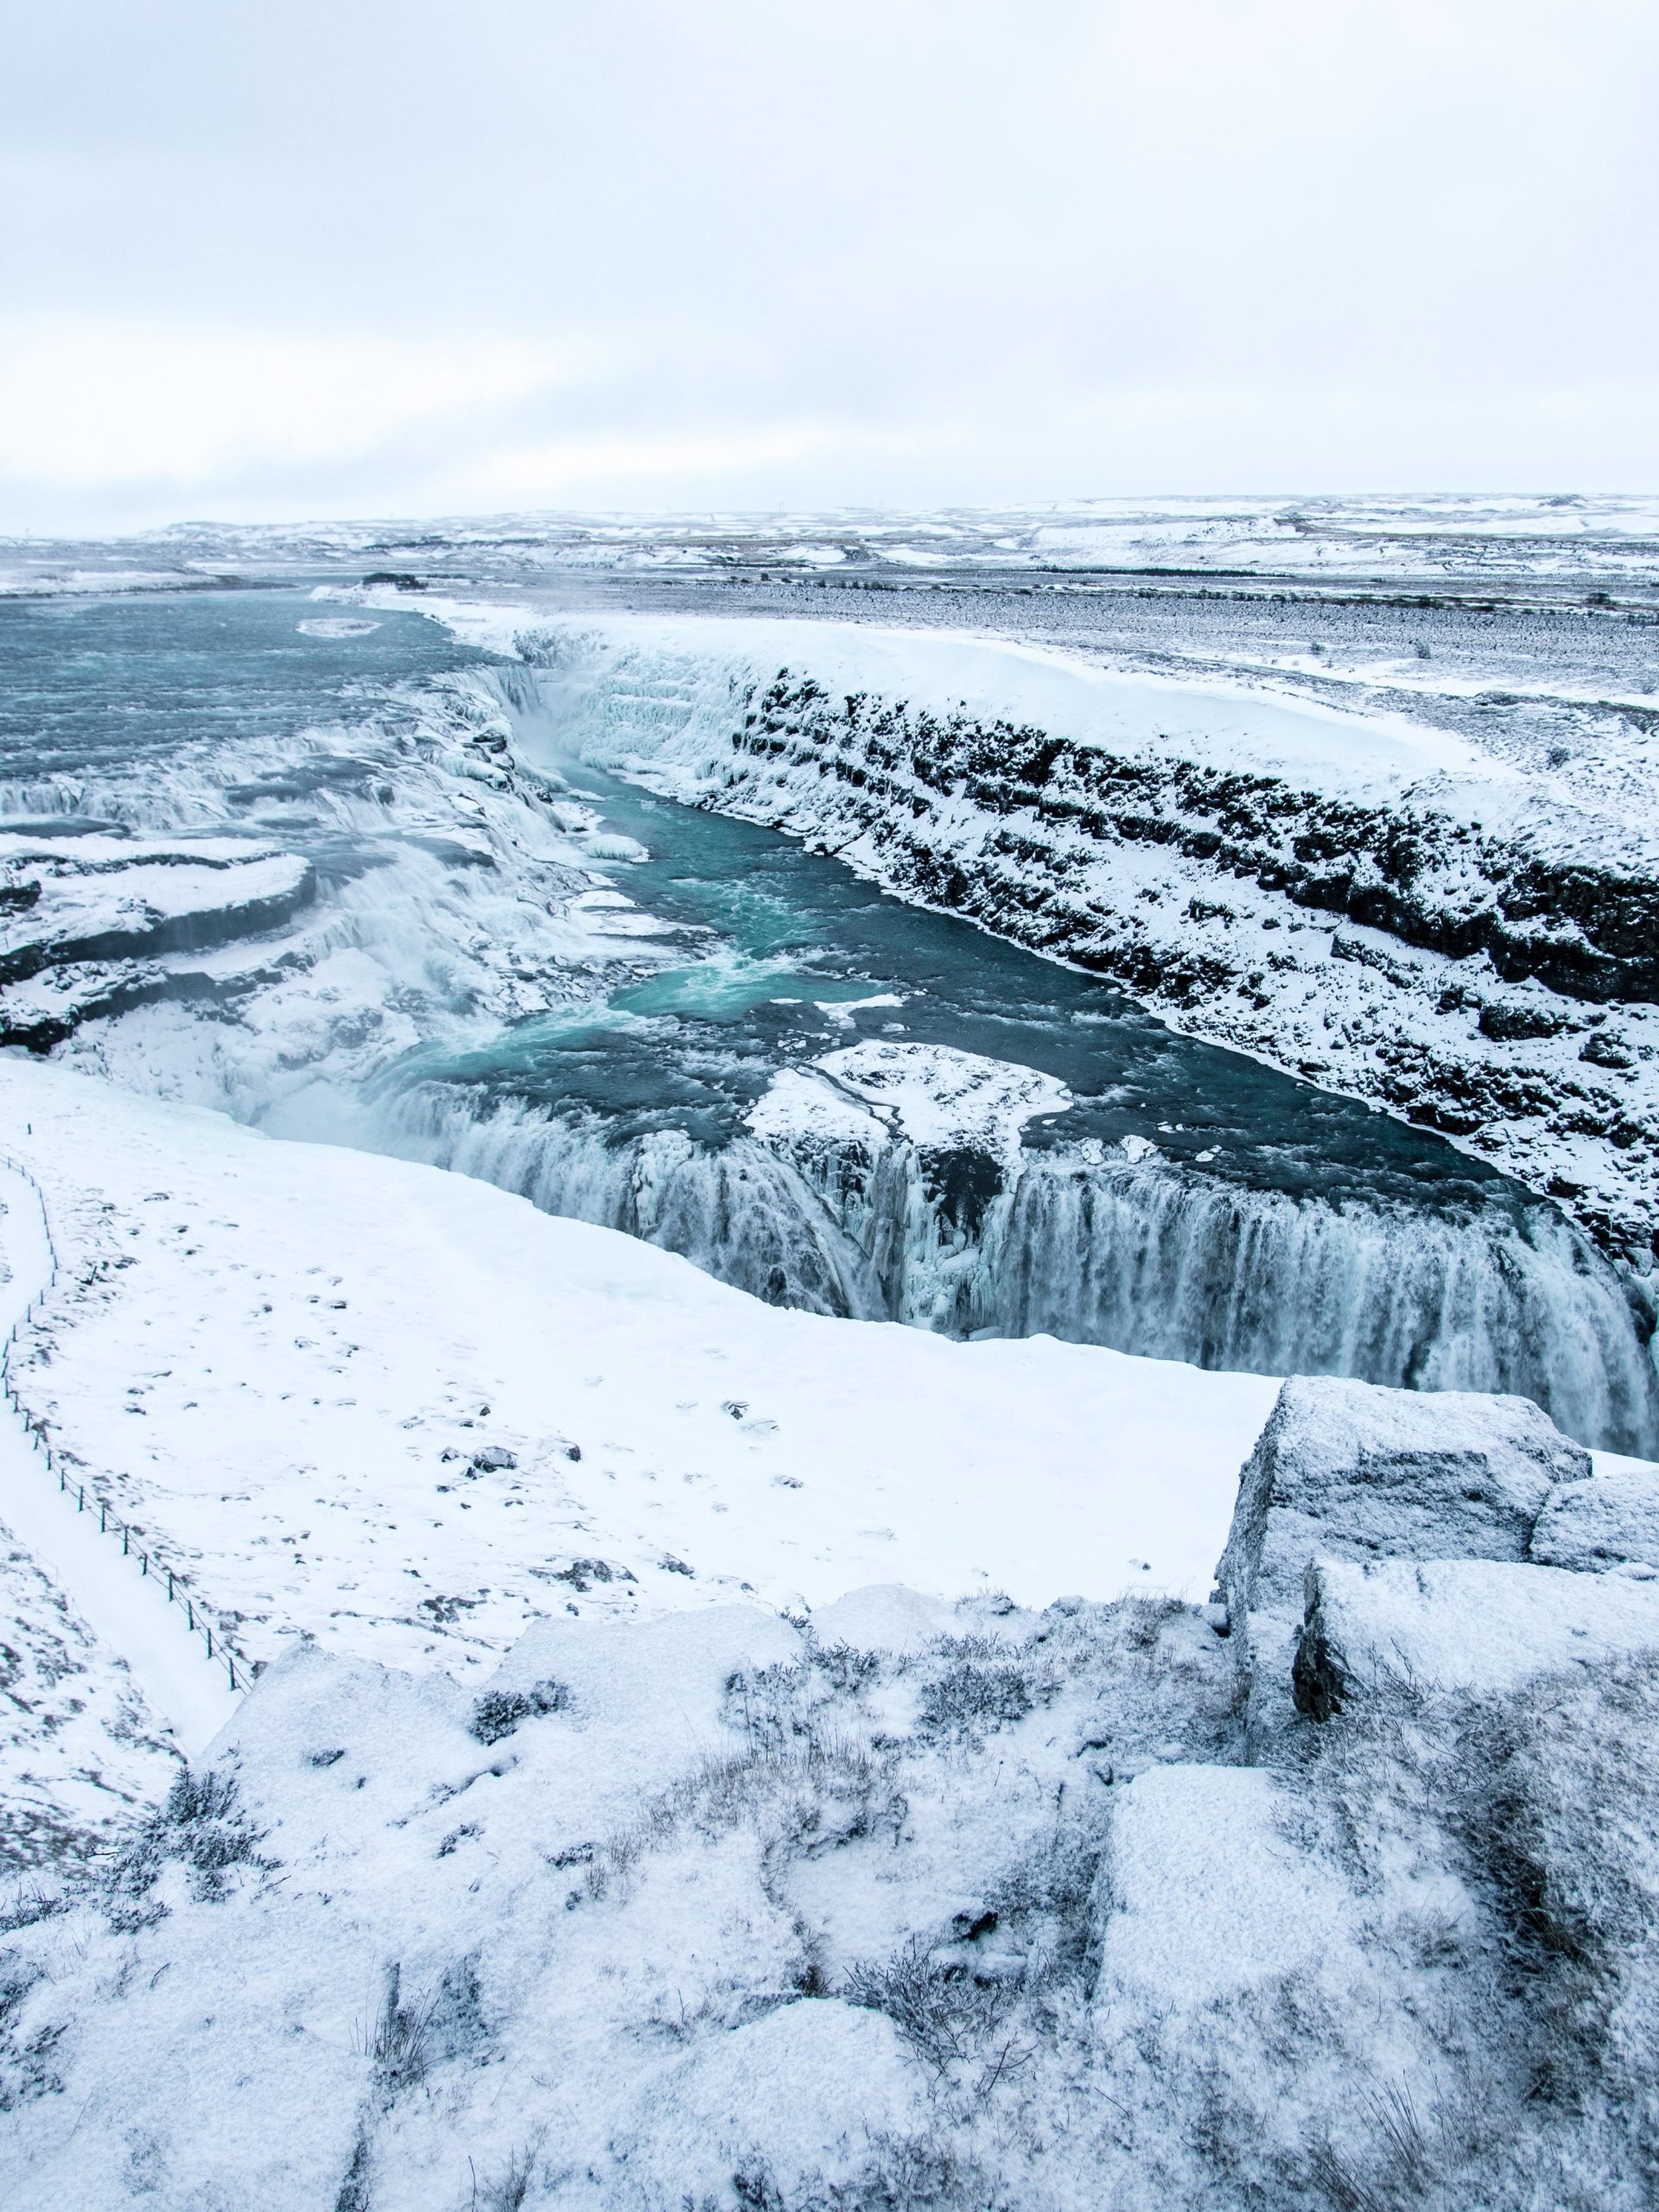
<box><xmin>3</xmin><ymin>587</ymin><xmax>1655</xmax><ymax>1450</ymax></box>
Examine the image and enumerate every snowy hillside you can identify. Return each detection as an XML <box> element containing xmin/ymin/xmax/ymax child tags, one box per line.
<box><xmin>0</xmin><ymin>1058</ymin><xmax>1277</xmax><ymax>1694</ymax></box>
<box><xmin>2</xmin><ymin>1062</ymin><xmax>1657</xmax><ymax>2206</ymax></box>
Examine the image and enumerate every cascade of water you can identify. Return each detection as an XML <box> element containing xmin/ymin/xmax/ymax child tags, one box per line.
<box><xmin>374</xmin><ymin>1082</ymin><xmax>1659</xmax><ymax>1455</ymax></box>
<box><xmin>382</xmin><ymin>1086</ymin><xmax>887</xmax><ymax>1322</ymax></box>
<box><xmin>7</xmin><ymin>596</ymin><xmax>1653</xmax><ymax>1456</ymax></box>
<box><xmin>976</xmin><ymin>1161</ymin><xmax>1657</xmax><ymax>1455</ymax></box>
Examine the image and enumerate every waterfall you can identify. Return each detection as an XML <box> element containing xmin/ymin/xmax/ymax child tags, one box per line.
<box><xmin>374</xmin><ymin>1082</ymin><xmax>1659</xmax><ymax>1456</ymax></box>
<box><xmin>380</xmin><ymin>1087</ymin><xmax>887</xmax><ymax>1323</ymax></box>
<box><xmin>976</xmin><ymin>1160</ymin><xmax>1656</xmax><ymax>1455</ymax></box>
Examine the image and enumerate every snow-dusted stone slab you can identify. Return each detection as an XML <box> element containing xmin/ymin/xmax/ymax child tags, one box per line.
<box><xmin>1531</xmin><ymin>1459</ymin><xmax>1659</xmax><ymax>1572</ymax></box>
<box><xmin>616</xmin><ymin>2000</ymin><xmax>923</xmax><ymax>2204</ymax></box>
<box><xmin>0</xmin><ymin>832</ymin><xmax>315</xmax><ymax>1046</ymax></box>
<box><xmin>1216</xmin><ymin>1376</ymin><xmax>1586</xmax><ymax>1743</ymax></box>
<box><xmin>1094</xmin><ymin>1764</ymin><xmax>1357</xmax><ymax>2011</ymax></box>
<box><xmin>0</xmin><ymin>836</ymin><xmax>313</xmax><ymax>975</ymax></box>
<box><xmin>1294</xmin><ymin>1556</ymin><xmax>1659</xmax><ymax>1715</ymax></box>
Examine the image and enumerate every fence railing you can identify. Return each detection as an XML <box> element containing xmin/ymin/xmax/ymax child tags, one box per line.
<box><xmin>0</xmin><ymin>1148</ymin><xmax>252</xmax><ymax>1695</ymax></box>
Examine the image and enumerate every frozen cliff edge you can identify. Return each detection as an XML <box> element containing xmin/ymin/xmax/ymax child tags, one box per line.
<box><xmin>492</xmin><ymin>611</ymin><xmax>1659</xmax><ymax>1284</ymax></box>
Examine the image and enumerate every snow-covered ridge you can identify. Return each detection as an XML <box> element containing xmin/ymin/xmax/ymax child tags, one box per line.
<box><xmin>496</xmin><ymin>612</ymin><xmax>1659</xmax><ymax>1271</ymax></box>
<box><xmin>10</xmin><ymin>491</ymin><xmax>1659</xmax><ymax>594</ymax></box>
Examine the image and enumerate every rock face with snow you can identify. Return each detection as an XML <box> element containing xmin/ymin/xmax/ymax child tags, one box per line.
<box><xmin>518</xmin><ymin>614</ymin><xmax>1659</xmax><ymax>1271</ymax></box>
<box><xmin>1292</xmin><ymin>1554</ymin><xmax>1659</xmax><ymax>1714</ymax></box>
<box><xmin>0</xmin><ymin>830</ymin><xmax>315</xmax><ymax>1050</ymax></box>
<box><xmin>1530</xmin><ymin>1461</ymin><xmax>1659</xmax><ymax>1572</ymax></box>
<box><xmin>1214</xmin><ymin>1373</ymin><xmax>1587</xmax><ymax>1741</ymax></box>
<box><xmin>1218</xmin><ymin>1375</ymin><xmax>1586</xmax><ymax>1607</ymax></box>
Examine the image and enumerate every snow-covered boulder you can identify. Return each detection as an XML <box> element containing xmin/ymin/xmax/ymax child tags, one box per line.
<box><xmin>1530</xmin><ymin>1461</ymin><xmax>1659</xmax><ymax>1573</ymax></box>
<box><xmin>1293</xmin><ymin>1555</ymin><xmax>1659</xmax><ymax>1716</ymax></box>
<box><xmin>1093</xmin><ymin>1764</ymin><xmax>1359</xmax><ymax>2010</ymax></box>
<box><xmin>1215</xmin><ymin>1376</ymin><xmax>1587</xmax><ymax>1741</ymax></box>
<box><xmin>610</xmin><ymin>1999</ymin><xmax>924</xmax><ymax>2206</ymax></box>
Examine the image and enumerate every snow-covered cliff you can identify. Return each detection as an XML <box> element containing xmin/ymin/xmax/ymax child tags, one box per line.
<box><xmin>503</xmin><ymin>613</ymin><xmax>1659</xmax><ymax>1280</ymax></box>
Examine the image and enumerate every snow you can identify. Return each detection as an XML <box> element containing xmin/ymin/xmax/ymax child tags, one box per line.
<box><xmin>1096</xmin><ymin>1764</ymin><xmax>1357</xmax><ymax>2006</ymax></box>
<box><xmin>0</xmin><ymin>1057</ymin><xmax>1281</xmax><ymax>1692</ymax></box>
<box><xmin>1301</xmin><ymin>1555</ymin><xmax>1659</xmax><ymax>1699</ymax></box>
<box><xmin>744</xmin><ymin>1065</ymin><xmax>889</xmax><ymax>1151</ymax></box>
<box><xmin>0</xmin><ymin>1164</ymin><xmax>236</xmax><ymax>1758</ymax></box>
<box><xmin>1</xmin><ymin>510</ymin><xmax>1657</xmax><ymax>2200</ymax></box>
<box><xmin>0</xmin><ymin>835</ymin><xmax>314</xmax><ymax>995</ymax></box>
<box><xmin>0</xmin><ymin>1100</ymin><xmax>1655</xmax><ymax>2199</ymax></box>
<box><xmin>0</xmin><ymin>1519</ymin><xmax>179</xmax><ymax>1866</ymax></box>
<box><xmin>810</xmin><ymin>1039</ymin><xmax>1071</xmax><ymax>1166</ymax></box>
<box><xmin>15</xmin><ymin>493</ymin><xmax>1658</xmax><ymax>597</ymax></box>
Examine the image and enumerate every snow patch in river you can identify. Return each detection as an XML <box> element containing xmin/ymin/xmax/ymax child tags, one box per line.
<box><xmin>812</xmin><ymin>1039</ymin><xmax>1071</xmax><ymax>1167</ymax></box>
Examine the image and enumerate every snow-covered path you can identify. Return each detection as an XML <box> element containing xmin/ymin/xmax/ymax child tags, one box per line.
<box><xmin>0</xmin><ymin>1160</ymin><xmax>238</xmax><ymax>1756</ymax></box>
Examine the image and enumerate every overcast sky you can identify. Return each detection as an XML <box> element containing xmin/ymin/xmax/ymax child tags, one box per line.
<box><xmin>3</xmin><ymin>0</ymin><xmax>1656</xmax><ymax>532</ymax></box>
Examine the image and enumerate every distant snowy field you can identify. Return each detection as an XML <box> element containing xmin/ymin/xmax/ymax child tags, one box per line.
<box><xmin>8</xmin><ymin>490</ymin><xmax>1659</xmax><ymax>593</ymax></box>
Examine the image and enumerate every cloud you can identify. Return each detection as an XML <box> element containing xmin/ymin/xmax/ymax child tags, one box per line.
<box><xmin>442</xmin><ymin>423</ymin><xmax>961</xmax><ymax>510</ymax></box>
<box><xmin>3</xmin><ymin>1</ymin><xmax>1656</xmax><ymax>528</ymax></box>
<box><xmin>0</xmin><ymin>318</ymin><xmax>602</xmax><ymax>486</ymax></box>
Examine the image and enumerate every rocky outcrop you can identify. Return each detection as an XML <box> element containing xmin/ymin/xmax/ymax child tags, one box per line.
<box><xmin>0</xmin><ymin>831</ymin><xmax>315</xmax><ymax>1050</ymax></box>
<box><xmin>1215</xmin><ymin>1371</ymin><xmax>1659</xmax><ymax>1738</ymax></box>
<box><xmin>1214</xmin><ymin>1375</ymin><xmax>1586</xmax><ymax>1742</ymax></box>
<box><xmin>1530</xmin><ymin>1464</ymin><xmax>1659</xmax><ymax>1572</ymax></box>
